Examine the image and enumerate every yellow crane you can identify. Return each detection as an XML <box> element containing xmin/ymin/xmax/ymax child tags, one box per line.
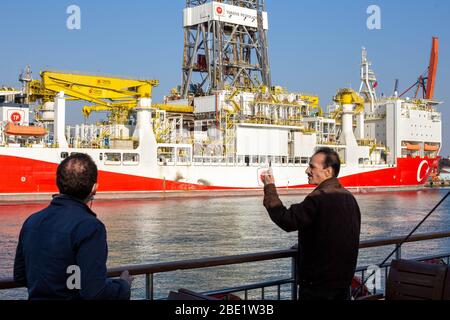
<box><xmin>25</xmin><ymin>70</ymin><xmax>193</xmax><ymax>124</ymax></box>
<box><xmin>332</xmin><ymin>88</ymin><xmax>365</xmax><ymax>119</ymax></box>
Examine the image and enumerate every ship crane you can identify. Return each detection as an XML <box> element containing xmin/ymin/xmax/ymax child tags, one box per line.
<box><xmin>333</xmin><ymin>88</ymin><xmax>371</xmax><ymax>151</ymax></box>
<box><xmin>332</xmin><ymin>88</ymin><xmax>365</xmax><ymax>119</ymax></box>
<box><xmin>23</xmin><ymin>69</ymin><xmax>195</xmax><ymax>126</ymax></box>
<box><xmin>399</xmin><ymin>37</ymin><xmax>439</xmax><ymax>100</ymax></box>
<box><xmin>24</xmin><ymin>70</ymin><xmax>160</xmax><ymax>124</ymax></box>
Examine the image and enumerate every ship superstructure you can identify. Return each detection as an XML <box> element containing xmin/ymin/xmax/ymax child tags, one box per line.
<box><xmin>0</xmin><ymin>1</ymin><xmax>442</xmax><ymax>195</ymax></box>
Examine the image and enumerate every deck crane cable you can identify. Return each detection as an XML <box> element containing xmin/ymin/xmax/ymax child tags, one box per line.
<box><xmin>352</xmin><ymin>191</ymin><xmax>450</xmax><ymax>298</ymax></box>
<box><xmin>399</xmin><ymin>66</ymin><xmax>430</xmax><ymax>98</ymax></box>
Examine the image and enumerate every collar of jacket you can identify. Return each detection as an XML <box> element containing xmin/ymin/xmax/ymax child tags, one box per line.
<box><xmin>314</xmin><ymin>177</ymin><xmax>342</xmax><ymax>191</ymax></box>
<box><xmin>51</xmin><ymin>194</ymin><xmax>97</xmax><ymax>217</ymax></box>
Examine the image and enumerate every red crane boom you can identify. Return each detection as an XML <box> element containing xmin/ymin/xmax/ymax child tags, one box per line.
<box><xmin>426</xmin><ymin>37</ymin><xmax>439</xmax><ymax>100</ymax></box>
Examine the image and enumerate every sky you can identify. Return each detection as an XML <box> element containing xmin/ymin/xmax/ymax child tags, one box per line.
<box><xmin>1</xmin><ymin>0</ymin><xmax>449</xmax><ymax>155</ymax></box>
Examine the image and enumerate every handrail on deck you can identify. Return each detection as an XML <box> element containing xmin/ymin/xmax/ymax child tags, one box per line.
<box><xmin>108</xmin><ymin>249</ymin><xmax>295</xmax><ymax>278</ymax></box>
<box><xmin>1</xmin><ymin>230</ymin><xmax>450</xmax><ymax>292</ymax></box>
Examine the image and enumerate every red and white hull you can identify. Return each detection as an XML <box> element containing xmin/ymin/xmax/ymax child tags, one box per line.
<box><xmin>0</xmin><ymin>146</ymin><xmax>439</xmax><ymax>195</ymax></box>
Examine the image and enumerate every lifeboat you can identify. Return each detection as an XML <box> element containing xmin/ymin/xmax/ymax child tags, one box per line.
<box><xmin>4</xmin><ymin>123</ymin><xmax>46</xmax><ymax>137</ymax></box>
<box><xmin>424</xmin><ymin>144</ymin><xmax>439</xmax><ymax>152</ymax></box>
<box><xmin>406</xmin><ymin>143</ymin><xmax>420</xmax><ymax>151</ymax></box>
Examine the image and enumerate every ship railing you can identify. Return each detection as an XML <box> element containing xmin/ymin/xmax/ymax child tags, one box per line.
<box><xmin>193</xmin><ymin>155</ymin><xmax>297</xmax><ymax>167</ymax></box>
<box><xmin>1</xmin><ymin>230</ymin><xmax>449</xmax><ymax>300</ymax></box>
<box><xmin>191</xmin><ymin>155</ymin><xmax>313</xmax><ymax>167</ymax></box>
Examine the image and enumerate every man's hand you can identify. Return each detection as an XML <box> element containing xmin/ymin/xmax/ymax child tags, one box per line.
<box><xmin>120</xmin><ymin>270</ymin><xmax>134</xmax><ymax>287</ymax></box>
<box><xmin>260</xmin><ymin>170</ymin><xmax>275</xmax><ymax>186</ymax></box>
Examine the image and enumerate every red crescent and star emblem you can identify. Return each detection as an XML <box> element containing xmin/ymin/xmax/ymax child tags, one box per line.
<box><xmin>417</xmin><ymin>160</ymin><xmax>430</xmax><ymax>183</ymax></box>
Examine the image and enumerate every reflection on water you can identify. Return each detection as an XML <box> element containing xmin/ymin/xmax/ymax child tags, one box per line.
<box><xmin>1</xmin><ymin>189</ymin><xmax>449</xmax><ymax>299</ymax></box>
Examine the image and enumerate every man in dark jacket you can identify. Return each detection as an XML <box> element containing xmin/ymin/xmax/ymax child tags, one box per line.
<box><xmin>261</xmin><ymin>148</ymin><xmax>361</xmax><ymax>300</ymax></box>
<box><xmin>14</xmin><ymin>153</ymin><xmax>133</xmax><ymax>300</ymax></box>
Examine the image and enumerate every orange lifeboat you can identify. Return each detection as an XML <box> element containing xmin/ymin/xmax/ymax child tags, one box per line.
<box><xmin>424</xmin><ymin>144</ymin><xmax>439</xmax><ymax>152</ymax></box>
<box><xmin>406</xmin><ymin>143</ymin><xmax>420</xmax><ymax>151</ymax></box>
<box><xmin>5</xmin><ymin>123</ymin><xmax>46</xmax><ymax>137</ymax></box>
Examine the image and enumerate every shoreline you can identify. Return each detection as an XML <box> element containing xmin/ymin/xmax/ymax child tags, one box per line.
<box><xmin>1</xmin><ymin>185</ymin><xmax>446</xmax><ymax>203</ymax></box>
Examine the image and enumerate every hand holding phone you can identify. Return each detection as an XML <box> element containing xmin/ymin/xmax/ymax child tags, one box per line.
<box><xmin>259</xmin><ymin>167</ymin><xmax>274</xmax><ymax>186</ymax></box>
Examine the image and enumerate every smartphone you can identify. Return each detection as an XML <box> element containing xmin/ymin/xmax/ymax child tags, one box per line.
<box><xmin>257</xmin><ymin>163</ymin><xmax>273</xmax><ymax>187</ymax></box>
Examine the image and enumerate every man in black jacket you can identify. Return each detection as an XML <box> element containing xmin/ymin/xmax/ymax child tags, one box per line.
<box><xmin>261</xmin><ymin>148</ymin><xmax>361</xmax><ymax>300</ymax></box>
<box><xmin>14</xmin><ymin>153</ymin><xmax>133</xmax><ymax>300</ymax></box>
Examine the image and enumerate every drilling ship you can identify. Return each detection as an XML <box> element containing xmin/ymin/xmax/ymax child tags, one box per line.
<box><xmin>0</xmin><ymin>1</ymin><xmax>442</xmax><ymax>197</ymax></box>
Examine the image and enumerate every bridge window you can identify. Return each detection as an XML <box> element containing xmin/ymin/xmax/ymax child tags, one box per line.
<box><xmin>157</xmin><ymin>147</ymin><xmax>175</xmax><ymax>165</ymax></box>
<box><xmin>176</xmin><ymin>148</ymin><xmax>191</xmax><ymax>164</ymax></box>
<box><xmin>105</xmin><ymin>153</ymin><xmax>121</xmax><ymax>165</ymax></box>
<box><xmin>123</xmin><ymin>153</ymin><xmax>140</xmax><ymax>165</ymax></box>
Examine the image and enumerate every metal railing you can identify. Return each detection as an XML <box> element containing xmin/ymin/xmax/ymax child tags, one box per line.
<box><xmin>1</xmin><ymin>230</ymin><xmax>450</xmax><ymax>300</ymax></box>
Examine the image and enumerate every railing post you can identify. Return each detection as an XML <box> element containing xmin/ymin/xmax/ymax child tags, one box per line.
<box><xmin>145</xmin><ymin>273</ymin><xmax>154</xmax><ymax>300</ymax></box>
<box><xmin>395</xmin><ymin>244</ymin><xmax>402</xmax><ymax>260</ymax></box>
<box><xmin>291</xmin><ymin>256</ymin><xmax>298</xmax><ymax>301</ymax></box>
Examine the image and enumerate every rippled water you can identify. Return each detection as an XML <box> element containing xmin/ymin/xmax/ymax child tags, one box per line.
<box><xmin>1</xmin><ymin>188</ymin><xmax>449</xmax><ymax>299</ymax></box>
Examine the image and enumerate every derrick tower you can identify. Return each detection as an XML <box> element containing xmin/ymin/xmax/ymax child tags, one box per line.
<box><xmin>181</xmin><ymin>0</ymin><xmax>271</xmax><ymax>98</ymax></box>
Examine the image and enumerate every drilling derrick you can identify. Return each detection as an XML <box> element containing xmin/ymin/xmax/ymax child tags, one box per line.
<box><xmin>176</xmin><ymin>1</ymin><xmax>316</xmax><ymax>164</ymax></box>
<box><xmin>181</xmin><ymin>0</ymin><xmax>271</xmax><ymax>98</ymax></box>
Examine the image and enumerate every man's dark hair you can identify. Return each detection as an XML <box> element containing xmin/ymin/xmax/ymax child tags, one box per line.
<box><xmin>56</xmin><ymin>153</ymin><xmax>98</xmax><ymax>200</ymax></box>
<box><xmin>314</xmin><ymin>147</ymin><xmax>341</xmax><ymax>178</ymax></box>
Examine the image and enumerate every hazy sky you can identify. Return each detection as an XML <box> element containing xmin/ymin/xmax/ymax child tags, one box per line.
<box><xmin>1</xmin><ymin>0</ymin><xmax>449</xmax><ymax>155</ymax></box>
